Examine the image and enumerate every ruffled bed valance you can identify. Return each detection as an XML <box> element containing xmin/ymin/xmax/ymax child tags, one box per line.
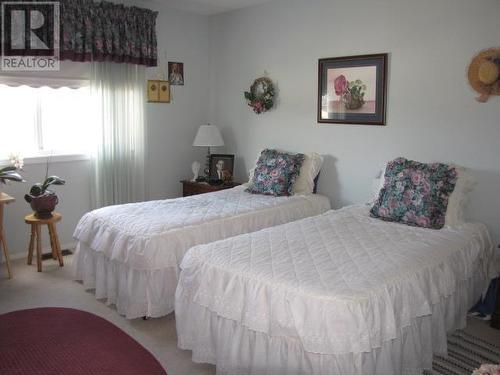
<box><xmin>60</xmin><ymin>0</ymin><xmax>158</xmax><ymax>66</ymax></box>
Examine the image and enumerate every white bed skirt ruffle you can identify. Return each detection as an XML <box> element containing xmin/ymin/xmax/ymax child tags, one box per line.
<box><xmin>176</xmin><ymin>272</ymin><xmax>485</xmax><ymax>375</ymax></box>
<box><xmin>73</xmin><ymin>242</ymin><xmax>178</xmax><ymax>318</ymax></box>
<box><xmin>175</xmin><ymin>217</ymin><xmax>494</xmax><ymax>354</ymax></box>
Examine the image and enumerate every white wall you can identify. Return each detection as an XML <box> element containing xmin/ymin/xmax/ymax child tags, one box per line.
<box><xmin>1</xmin><ymin>2</ymin><xmax>210</xmax><ymax>261</ymax></box>
<box><xmin>3</xmin><ymin>0</ymin><xmax>499</xmax><ymax>263</ymax></box>
<box><xmin>1</xmin><ymin>160</ymin><xmax>91</xmax><ymax>260</ymax></box>
<box><xmin>208</xmin><ymin>0</ymin><xmax>500</xmax><ymax>245</ymax></box>
<box><xmin>140</xmin><ymin>0</ymin><xmax>210</xmax><ymax>200</ymax></box>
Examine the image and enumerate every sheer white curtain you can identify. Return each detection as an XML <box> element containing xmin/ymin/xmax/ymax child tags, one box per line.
<box><xmin>90</xmin><ymin>62</ymin><xmax>146</xmax><ymax>208</ymax></box>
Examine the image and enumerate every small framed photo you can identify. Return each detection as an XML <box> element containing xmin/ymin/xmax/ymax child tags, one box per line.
<box><xmin>168</xmin><ymin>62</ymin><xmax>184</xmax><ymax>86</ymax></box>
<box><xmin>209</xmin><ymin>154</ymin><xmax>234</xmax><ymax>183</ymax></box>
<box><xmin>318</xmin><ymin>53</ymin><xmax>388</xmax><ymax>125</ymax></box>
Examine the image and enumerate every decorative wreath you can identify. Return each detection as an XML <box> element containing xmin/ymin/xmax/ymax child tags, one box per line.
<box><xmin>244</xmin><ymin>77</ymin><xmax>275</xmax><ymax>114</ymax></box>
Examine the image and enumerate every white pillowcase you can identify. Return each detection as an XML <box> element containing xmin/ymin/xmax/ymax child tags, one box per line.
<box><xmin>293</xmin><ymin>153</ymin><xmax>323</xmax><ymax>195</ymax></box>
<box><xmin>246</xmin><ymin>151</ymin><xmax>323</xmax><ymax>195</ymax></box>
<box><xmin>445</xmin><ymin>165</ymin><xmax>475</xmax><ymax>226</ymax></box>
<box><xmin>370</xmin><ymin>162</ymin><xmax>475</xmax><ymax>227</ymax></box>
<box><xmin>370</xmin><ymin>163</ymin><xmax>387</xmax><ymax>203</ymax></box>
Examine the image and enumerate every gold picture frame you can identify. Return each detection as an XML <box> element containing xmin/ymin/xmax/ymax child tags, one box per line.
<box><xmin>147</xmin><ymin>80</ymin><xmax>170</xmax><ymax>103</ymax></box>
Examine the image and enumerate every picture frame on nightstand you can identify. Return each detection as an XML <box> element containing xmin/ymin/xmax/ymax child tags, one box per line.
<box><xmin>209</xmin><ymin>154</ymin><xmax>234</xmax><ymax>184</ymax></box>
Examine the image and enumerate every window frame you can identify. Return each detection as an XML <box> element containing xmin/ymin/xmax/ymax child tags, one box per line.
<box><xmin>0</xmin><ymin>81</ymin><xmax>92</xmax><ymax>164</ymax></box>
<box><xmin>0</xmin><ymin>153</ymin><xmax>90</xmax><ymax>166</ymax></box>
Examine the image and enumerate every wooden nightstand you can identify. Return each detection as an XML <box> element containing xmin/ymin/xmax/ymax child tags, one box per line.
<box><xmin>181</xmin><ymin>180</ymin><xmax>241</xmax><ymax>197</ymax></box>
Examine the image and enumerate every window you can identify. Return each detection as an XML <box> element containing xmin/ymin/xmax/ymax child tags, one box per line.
<box><xmin>0</xmin><ymin>84</ymin><xmax>95</xmax><ymax>160</ymax></box>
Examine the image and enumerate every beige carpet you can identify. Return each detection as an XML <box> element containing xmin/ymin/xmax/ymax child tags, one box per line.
<box><xmin>0</xmin><ymin>255</ymin><xmax>215</xmax><ymax>375</ymax></box>
<box><xmin>1</xmin><ymin>255</ymin><xmax>499</xmax><ymax>374</ymax></box>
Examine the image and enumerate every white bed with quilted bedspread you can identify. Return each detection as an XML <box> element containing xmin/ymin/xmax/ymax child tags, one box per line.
<box><xmin>175</xmin><ymin>204</ymin><xmax>495</xmax><ymax>375</ymax></box>
<box><xmin>72</xmin><ymin>186</ymin><xmax>330</xmax><ymax>319</ymax></box>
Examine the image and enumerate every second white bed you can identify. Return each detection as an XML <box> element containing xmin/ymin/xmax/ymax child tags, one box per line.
<box><xmin>176</xmin><ymin>204</ymin><xmax>495</xmax><ymax>375</ymax></box>
<box><xmin>72</xmin><ymin>186</ymin><xmax>330</xmax><ymax>318</ymax></box>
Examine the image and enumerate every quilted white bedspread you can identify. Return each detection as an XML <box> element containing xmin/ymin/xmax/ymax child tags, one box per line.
<box><xmin>73</xmin><ymin>186</ymin><xmax>330</xmax><ymax>270</ymax></box>
<box><xmin>178</xmin><ymin>204</ymin><xmax>494</xmax><ymax>356</ymax></box>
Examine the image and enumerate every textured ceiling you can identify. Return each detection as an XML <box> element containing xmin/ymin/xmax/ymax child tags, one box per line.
<box><xmin>152</xmin><ymin>0</ymin><xmax>272</xmax><ymax>15</ymax></box>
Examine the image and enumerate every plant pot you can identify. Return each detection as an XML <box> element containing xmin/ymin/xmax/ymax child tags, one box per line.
<box><xmin>24</xmin><ymin>192</ymin><xmax>59</xmax><ymax>219</ymax></box>
<box><xmin>343</xmin><ymin>95</ymin><xmax>365</xmax><ymax>110</ymax></box>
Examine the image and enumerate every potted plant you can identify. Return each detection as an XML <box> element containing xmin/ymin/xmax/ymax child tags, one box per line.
<box><xmin>334</xmin><ymin>75</ymin><xmax>367</xmax><ymax>110</ymax></box>
<box><xmin>0</xmin><ymin>166</ymin><xmax>24</xmax><ymax>186</ymax></box>
<box><xmin>24</xmin><ymin>160</ymin><xmax>65</xmax><ymax>218</ymax></box>
<box><xmin>0</xmin><ymin>154</ymin><xmax>25</xmax><ymax>188</ymax></box>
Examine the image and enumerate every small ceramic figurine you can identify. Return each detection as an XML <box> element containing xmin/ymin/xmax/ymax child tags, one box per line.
<box><xmin>191</xmin><ymin>161</ymin><xmax>200</xmax><ymax>182</ymax></box>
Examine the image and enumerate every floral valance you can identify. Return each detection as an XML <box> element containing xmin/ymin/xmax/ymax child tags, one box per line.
<box><xmin>61</xmin><ymin>0</ymin><xmax>158</xmax><ymax>66</ymax></box>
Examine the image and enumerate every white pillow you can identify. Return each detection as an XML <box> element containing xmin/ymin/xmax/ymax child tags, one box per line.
<box><xmin>293</xmin><ymin>153</ymin><xmax>323</xmax><ymax>195</ymax></box>
<box><xmin>371</xmin><ymin>162</ymin><xmax>475</xmax><ymax>227</ymax></box>
<box><xmin>246</xmin><ymin>152</ymin><xmax>263</xmax><ymax>186</ymax></box>
<box><xmin>370</xmin><ymin>163</ymin><xmax>387</xmax><ymax>203</ymax></box>
<box><xmin>445</xmin><ymin>165</ymin><xmax>475</xmax><ymax>226</ymax></box>
<box><xmin>246</xmin><ymin>150</ymin><xmax>323</xmax><ymax>195</ymax></box>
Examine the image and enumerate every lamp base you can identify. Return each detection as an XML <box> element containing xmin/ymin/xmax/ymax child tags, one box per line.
<box><xmin>203</xmin><ymin>147</ymin><xmax>211</xmax><ymax>180</ymax></box>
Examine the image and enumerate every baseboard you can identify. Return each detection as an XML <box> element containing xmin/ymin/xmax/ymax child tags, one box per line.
<box><xmin>41</xmin><ymin>249</ymin><xmax>73</xmax><ymax>261</ymax></box>
<box><xmin>1</xmin><ymin>242</ymin><xmax>76</xmax><ymax>263</ymax></box>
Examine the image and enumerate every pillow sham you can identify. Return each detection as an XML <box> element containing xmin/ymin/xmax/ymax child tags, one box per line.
<box><xmin>370</xmin><ymin>162</ymin><xmax>474</xmax><ymax>227</ymax></box>
<box><xmin>246</xmin><ymin>149</ymin><xmax>305</xmax><ymax>196</ymax></box>
<box><xmin>370</xmin><ymin>157</ymin><xmax>458</xmax><ymax>229</ymax></box>
<box><xmin>370</xmin><ymin>163</ymin><xmax>387</xmax><ymax>203</ymax></box>
<box><xmin>444</xmin><ymin>165</ymin><xmax>475</xmax><ymax>226</ymax></box>
<box><xmin>293</xmin><ymin>153</ymin><xmax>323</xmax><ymax>195</ymax></box>
<box><xmin>247</xmin><ymin>151</ymin><xmax>322</xmax><ymax>195</ymax></box>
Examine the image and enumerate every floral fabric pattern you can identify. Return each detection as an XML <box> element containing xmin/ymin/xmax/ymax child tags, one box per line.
<box><xmin>246</xmin><ymin>149</ymin><xmax>305</xmax><ymax>197</ymax></box>
<box><xmin>370</xmin><ymin>157</ymin><xmax>458</xmax><ymax>229</ymax></box>
<box><xmin>60</xmin><ymin>0</ymin><xmax>158</xmax><ymax>66</ymax></box>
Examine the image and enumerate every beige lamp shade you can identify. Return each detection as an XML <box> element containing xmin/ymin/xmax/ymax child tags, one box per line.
<box><xmin>193</xmin><ymin>124</ymin><xmax>224</xmax><ymax>147</ymax></box>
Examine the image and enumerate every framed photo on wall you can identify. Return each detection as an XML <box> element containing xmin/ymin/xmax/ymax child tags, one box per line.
<box><xmin>317</xmin><ymin>53</ymin><xmax>388</xmax><ymax>125</ymax></box>
<box><xmin>209</xmin><ymin>154</ymin><xmax>234</xmax><ymax>183</ymax></box>
<box><xmin>168</xmin><ymin>62</ymin><xmax>184</xmax><ymax>85</ymax></box>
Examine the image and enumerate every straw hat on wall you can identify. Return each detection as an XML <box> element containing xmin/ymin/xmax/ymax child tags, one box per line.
<box><xmin>468</xmin><ymin>47</ymin><xmax>500</xmax><ymax>102</ymax></box>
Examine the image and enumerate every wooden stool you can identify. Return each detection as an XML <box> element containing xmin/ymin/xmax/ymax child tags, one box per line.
<box><xmin>25</xmin><ymin>212</ymin><xmax>63</xmax><ymax>272</ymax></box>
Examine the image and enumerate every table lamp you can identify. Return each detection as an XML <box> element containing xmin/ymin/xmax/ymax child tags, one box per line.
<box><xmin>193</xmin><ymin>124</ymin><xmax>224</xmax><ymax>181</ymax></box>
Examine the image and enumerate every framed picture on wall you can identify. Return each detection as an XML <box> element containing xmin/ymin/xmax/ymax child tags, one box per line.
<box><xmin>147</xmin><ymin>80</ymin><xmax>170</xmax><ymax>103</ymax></box>
<box><xmin>168</xmin><ymin>62</ymin><xmax>184</xmax><ymax>85</ymax></box>
<box><xmin>209</xmin><ymin>154</ymin><xmax>234</xmax><ymax>184</ymax></box>
<box><xmin>317</xmin><ymin>53</ymin><xmax>388</xmax><ymax>125</ymax></box>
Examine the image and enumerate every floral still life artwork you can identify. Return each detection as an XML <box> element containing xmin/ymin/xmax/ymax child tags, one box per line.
<box><xmin>318</xmin><ymin>53</ymin><xmax>387</xmax><ymax>125</ymax></box>
<box><xmin>333</xmin><ymin>73</ymin><xmax>370</xmax><ymax>111</ymax></box>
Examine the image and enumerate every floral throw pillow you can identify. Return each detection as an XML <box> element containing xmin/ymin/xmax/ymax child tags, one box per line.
<box><xmin>370</xmin><ymin>157</ymin><xmax>458</xmax><ymax>229</ymax></box>
<box><xmin>246</xmin><ymin>149</ymin><xmax>305</xmax><ymax>197</ymax></box>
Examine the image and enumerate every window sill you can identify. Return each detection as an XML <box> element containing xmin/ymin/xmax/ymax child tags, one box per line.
<box><xmin>1</xmin><ymin>153</ymin><xmax>90</xmax><ymax>166</ymax></box>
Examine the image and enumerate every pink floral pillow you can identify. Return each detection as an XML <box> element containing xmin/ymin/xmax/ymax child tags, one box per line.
<box><xmin>370</xmin><ymin>157</ymin><xmax>458</xmax><ymax>229</ymax></box>
<box><xmin>246</xmin><ymin>149</ymin><xmax>305</xmax><ymax>196</ymax></box>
